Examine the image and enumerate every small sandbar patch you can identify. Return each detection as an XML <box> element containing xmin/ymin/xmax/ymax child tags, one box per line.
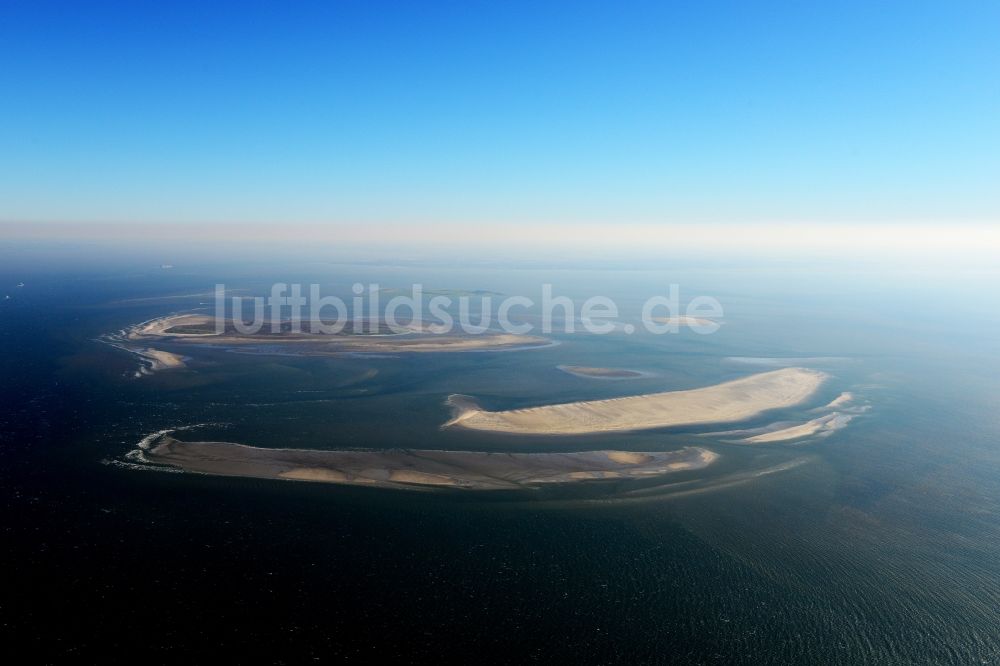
<box><xmin>569</xmin><ymin>471</ymin><xmax>623</xmax><ymax>480</ymax></box>
<box><xmin>114</xmin><ymin>346</ymin><xmax>188</xmax><ymax>376</ymax></box>
<box><xmin>605</xmin><ymin>451</ymin><xmax>653</xmax><ymax>465</ymax></box>
<box><xmin>820</xmin><ymin>391</ymin><xmax>854</xmax><ymax>409</ymax></box>
<box><xmin>139</xmin><ymin>348</ymin><xmax>186</xmax><ymax>370</ymax></box>
<box><xmin>558</xmin><ymin>365</ymin><xmax>648</xmax><ymax>379</ymax></box>
<box><xmin>740</xmin><ymin>412</ymin><xmax>854</xmax><ymax>444</ymax></box>
<box><xmin>279</xmin><ymin>468</ymin><xmax>348</xmax><ymax>482</ymax></box>
<box><xmin>389</xmin><ymin>470</ymin><xmax>459</xmax><ymax>486</ymax></box>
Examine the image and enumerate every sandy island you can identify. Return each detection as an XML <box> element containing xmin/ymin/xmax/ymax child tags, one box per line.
<box><xmin>445</xmin><ymin>367</ymin><xmax>827</xmax><ymax>435</ymax></box>
<box><xmin>124</xmin><ymin>313</ymin><xmax>550</xmax><ymax>354</ymax></box>
<box><xmin>143</xmin><ymin>435</ymin><xmax>718</xmax><ymax>491</ymax></box>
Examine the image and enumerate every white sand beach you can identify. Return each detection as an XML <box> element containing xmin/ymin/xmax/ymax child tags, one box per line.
<box><xmin>445</xmin><ymin>367</ymin><xmax>827</xmax><ymax>435</ymax></box>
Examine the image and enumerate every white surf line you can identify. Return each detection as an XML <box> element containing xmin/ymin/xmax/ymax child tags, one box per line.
<box><xmin>122</xmin><ymin>423</ymin><xmax>229</xmax><ymax>468</ymax></box>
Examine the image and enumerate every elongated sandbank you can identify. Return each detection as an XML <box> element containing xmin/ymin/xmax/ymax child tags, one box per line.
<box><xmin>740</xmin><ymin>412</ymin><xmax>854</xmax><ymax>443</ymax></box>
<box><xmin>445</xmin><ymin>367</ymin><xmax>827</xmax><ymax>435</ymax></box>
<box><xmin>125</xmin><ymin>313</ymin><xmax>550</xmax><ymax>354</ymax></box>
<box><xmin>557</xmin><ymin>365</ymin><xmax>647</xmax><ymax>379</ymax></box>
<box><xmin>143</xmin><ymin>436</ymin><xmax>718</xmax><ymax>491</ymax></box>
<box><xmin>101</xmin><ymin>341</ymin><xmax>187</xmax><ymax>376</ymax></box>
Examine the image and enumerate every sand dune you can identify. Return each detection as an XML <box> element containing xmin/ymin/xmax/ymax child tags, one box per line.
<box><xmin>445</xmin><ymin>367</ymin><xmax>827</xmax><ymax>435</ymax></box>
<box><xmin>143</xmin><ymin>435</ymin><xmax>718</xmax><ymax>491</ymax></box>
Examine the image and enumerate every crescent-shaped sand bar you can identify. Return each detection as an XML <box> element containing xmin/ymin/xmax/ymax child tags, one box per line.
<box><xmin>445</xmin><ymin>367</ymin><xmax>827</xmax><ymax>435</ymax></box>
<box><xmin>143</xmin><ymin>436</ymin><xmax>718</xmax><ymax>491</ymax></box>
<box><xmin>122</xmin><ymin>313</ymin><xmax>550</xmax><ymax>354</ymax></box>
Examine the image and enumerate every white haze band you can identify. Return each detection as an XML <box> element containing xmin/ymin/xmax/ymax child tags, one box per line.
<box><xmin>214</xmin><ymin>283</ymin><xmax>723</xmax><ymax>336</ymax></box>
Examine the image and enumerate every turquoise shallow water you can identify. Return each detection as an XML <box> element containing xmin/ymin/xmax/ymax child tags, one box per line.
<box><xmin>3</xmin><ymin>263</ymin><xmax>999</xmax><ymax>662</ymax></box>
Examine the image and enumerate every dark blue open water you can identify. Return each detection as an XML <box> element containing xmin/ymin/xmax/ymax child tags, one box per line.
<box><xmin>2</xmin><ymin>259</ymin><xmax>999</xmax><ymax>663</ymax></box>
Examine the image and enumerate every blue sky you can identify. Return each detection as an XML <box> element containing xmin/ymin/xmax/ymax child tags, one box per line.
<box><xmin>1</xmin><ymin>1</ymin><xmax>998</xmax><ymax>226</ymax></box>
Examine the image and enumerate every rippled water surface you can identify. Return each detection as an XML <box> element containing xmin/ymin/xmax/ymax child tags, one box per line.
<box><xmin>3</xmin><ymin>263</ymin><xmax>1000</xmax><ymax>663</ymax></box>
